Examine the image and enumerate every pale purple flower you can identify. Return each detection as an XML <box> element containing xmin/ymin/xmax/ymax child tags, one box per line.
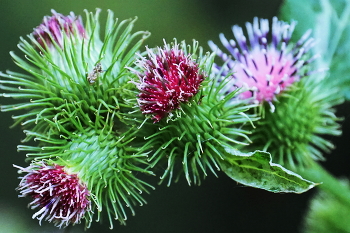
<box><xmin>209</xmin><ymin>17</ymin><xmax>316</xmax><ymax>110</ymax></box>
<box><xmin>33</xmin><ymin>9</ymin><xmax>85</xmax><ymax>49</ymax></box>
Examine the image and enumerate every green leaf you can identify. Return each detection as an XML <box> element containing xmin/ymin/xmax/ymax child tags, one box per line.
<box><xmin>280</xmin><ymin>0</ymin><xmax>350</xmax><ymax>100</ymax></box>
<box><xmin>280</xmin><ymin>0</ymin><xmax>320</xmax><ymax>40</ymax></box>
<box><xmin>219</xmin><ymin>149</ymin><xmax>317</xmax><ymax>193</ymax></box>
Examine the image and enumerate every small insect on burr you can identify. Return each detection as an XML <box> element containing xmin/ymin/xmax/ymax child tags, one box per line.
<box><xmin>87</xmin><ymin>63</ymin><xmax>103</xmax><ymax>84</ymax></box>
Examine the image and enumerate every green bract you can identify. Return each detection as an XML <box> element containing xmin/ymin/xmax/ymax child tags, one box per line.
<box><xmin>1</xmin><ymin>8</ymin><xmax>321</xmax><ymax>230</ymax></box>
<box><xmin>0</xmin><ymin>9</ymin><xmax>153</xmax><ymax>228</ymax></box>
<box><xmin>0</xmin><ymin>9</ymin><xmax>149</xmax><ymax>142</ymax></box>
<box><xmin>137</xmin><ymin>40</ymin><xmax>259</xmax><ymax>185</ymax></box>
<box><xmin>249</xmin><ymin>75</ymin><xmax>343</xmax><ymax>168</ymax></box>
<box><xmin>19</xmin><ymin>125</ymin><xmax>154</xmax><ymax>228</ymax></box>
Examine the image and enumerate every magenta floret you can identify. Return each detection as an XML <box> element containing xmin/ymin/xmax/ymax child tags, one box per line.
<box><xmin>133</xmin><ymin>42</ymin><xmax>205</xmax><ymax>122</ymax></box>
<box><xmin>15</xmin><ymin>162</ymin><xmax>91</xmax><ymax>228</ymax></box>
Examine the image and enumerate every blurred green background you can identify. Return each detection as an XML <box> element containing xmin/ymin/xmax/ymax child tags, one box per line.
<box><xmin>1</xmin><ymin>0</ymin><xmax>350</xmax><ymax>232</ymax></box>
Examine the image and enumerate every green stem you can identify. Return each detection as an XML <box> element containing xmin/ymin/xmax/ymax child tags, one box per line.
<box><xmin>297</xmin><ymin>161</ymin><xmax>350</xmax><ymax>207</ymax></box>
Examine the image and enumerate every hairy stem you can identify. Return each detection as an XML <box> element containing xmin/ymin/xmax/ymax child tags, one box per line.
<box><xmin>296</xmin><ymin>161</ymin><xmax>350</xmax><ymax>207</ymax></box>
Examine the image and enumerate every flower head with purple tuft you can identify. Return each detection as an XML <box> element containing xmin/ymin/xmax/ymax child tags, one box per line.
<box><xmin>209</xmin><ymin>17</ymin><xmax>317</xmax><ymax>111</ymax></box>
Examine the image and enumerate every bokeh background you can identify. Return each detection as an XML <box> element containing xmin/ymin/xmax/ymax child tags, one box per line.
<box><xmin>1</xmin><ymin>0</ymin><xmax>350</xmax><ymax>232</ymax></box>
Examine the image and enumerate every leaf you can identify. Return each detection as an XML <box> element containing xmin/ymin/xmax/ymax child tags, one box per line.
<box><xmin>219</xmin><ymin>149</ymin><xmax>317</xmax><ymax>193</ymax></box>
<box><xmin>280</xmin><ymin>0</ymin><xmax>350</xmax><ymax>100</ymax></box>
<box><xmin>280</xmin><ymin>0</ymin><xmax>321</xmax><ymax>40</ymax></box>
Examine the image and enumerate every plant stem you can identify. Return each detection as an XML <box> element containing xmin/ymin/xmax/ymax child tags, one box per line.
<box><xmin>296</xmin><ymin>161</ymin><xmax>350</xmax><ymax>207</ymax></box>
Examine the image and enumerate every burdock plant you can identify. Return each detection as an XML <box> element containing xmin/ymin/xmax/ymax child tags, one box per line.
<box><xmin>209</xmin><ymin>17</ymin><xmax>343</xmax><ymax>169</ymax></box>
<box><xmin>1</xmin><ymin>9</ymin><xmax>319</xmax><ymax>230</ymax></box>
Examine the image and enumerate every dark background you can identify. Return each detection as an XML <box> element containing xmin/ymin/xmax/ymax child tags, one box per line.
<box><xmin>1</xmin><ymin>0</ymin><xmax>349</xmax><ymax>232</ymax></box>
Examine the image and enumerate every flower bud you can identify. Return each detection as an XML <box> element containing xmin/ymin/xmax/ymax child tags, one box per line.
<box><xmin>132</xmin><ymin>39</ymin><xmax>258</xmax><ymax>185</ymax></box>
<box><xmin>132</xmin><ymin>40</ymin><xmax>205</xmax><ymax>122</ymax></box>
<box><xmin>14</xmin><ymin>162</ymin><xmax>90</xmax><ymax>228</ymax></box>
<box><xmin>1</xmin><ymin>9</ymin><xmax>150</xmax><ymax>142</ymax></box>
<box><xmin>33</xmin><ymin>9</ymin><xmax>85</xmax><ymax>49</ymax></box>
<box><xmin>210</xmin><ymin>17</ymin><xmax>343</xmax><ymax>168</ymax></box>
<box><xmin>18</xmin><ymin>126</ymin><xmax>154</xmax><ymax>229</ymax></box>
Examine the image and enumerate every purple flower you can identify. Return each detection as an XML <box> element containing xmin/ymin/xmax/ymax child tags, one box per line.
<box><xmin>209</xmin><ymin>17</ymin><xmax>316</xmax><ymax>109</ymax></box>
<box><xmin>14</xmin><ymin>162</ymin><xmax>91</xmax><ymax>228</ymax></box>
<box><xmin>33</xmin><ymin>9</ymin><xmax>85</xmax><ymax>49</ymax></box>
<box><xmin>132</xmin><ymin>41</ymin><xmax>205</xmax><ymax>122</ymax></box>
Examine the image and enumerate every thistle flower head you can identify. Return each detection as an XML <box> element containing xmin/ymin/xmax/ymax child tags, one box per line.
<box><xmin>19</xmin><ymin>123</ymin><xmax>155</xmax><ymax>228</ymax></box>
<box><xmin>208</xmin><ymin>17</ymin><xmax>343</xmax><ymax>169</ymax></box>
<box><xmin>33</xmin><ymin>9</ymin><xmax>85</xmax><ymax>49</ymax></box>
<box><xmin>135</xmin><ymin>40</ymin><xmax>258</xmax><ymax>185</ymax></box>
<box><xmin>1</xmin><ymin>9</ymin><xmax>150</xmax><ymax>142</ymax></box>
<box><xmin>14</xmin><ymin>162</ymin><xmax>91</xmax><ymax>228</ymax></box>
<box><xmin>132</xmin><ymin>40</ymin><xmax>205</xmax><ymax>122</ymax></box>
<box><xmin>209</xmin><ymin>17</ymin><xmax>315</xmax><ymax>108</ymax></box>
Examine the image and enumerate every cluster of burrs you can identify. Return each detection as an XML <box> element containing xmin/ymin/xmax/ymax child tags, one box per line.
<box><xmin>0</xmin><ymin>9</ymin><xmax>342</xmax><ymax>229</ymax></box>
